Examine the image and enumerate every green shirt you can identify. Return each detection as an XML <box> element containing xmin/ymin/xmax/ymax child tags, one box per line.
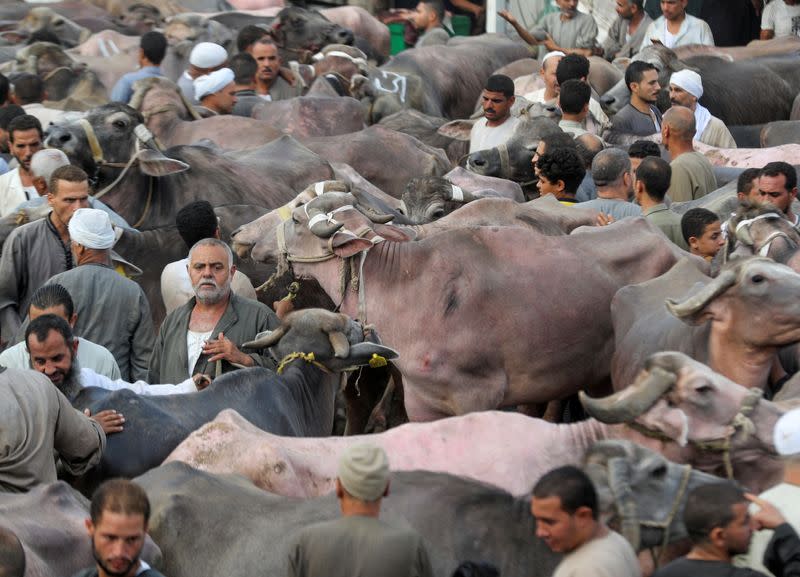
<box><xmin>644</xmin><ymin>203</ymin><xmax>689</xmax><ymax>250</ymax></box>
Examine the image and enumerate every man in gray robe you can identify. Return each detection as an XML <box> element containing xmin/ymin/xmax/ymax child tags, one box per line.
<box><xmin>603</xmin><ymin>0</ymin><xmax>653</xmax><ymax>60</ymax></box>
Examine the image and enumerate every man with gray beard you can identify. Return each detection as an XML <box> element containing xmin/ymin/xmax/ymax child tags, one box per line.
<box><xmin>148</xmin><ymin>238</ymin><xmax>279</xmax><ymax>384</ymax></box>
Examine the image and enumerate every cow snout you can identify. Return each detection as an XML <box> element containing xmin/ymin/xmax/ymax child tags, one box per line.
<box><xmin>331</xmin><ymin>27</ymin><xmax>354</xmax><ymax>45</ymax></box>
<box><xmin>601</xmin><ymin>94</ymin><xmax>615</xmax><ymax>106</ymax></box>
<box><xmin>469</xmin><ymin>154</ymin><xmax>486</xmax><ymax>168</ymax></box>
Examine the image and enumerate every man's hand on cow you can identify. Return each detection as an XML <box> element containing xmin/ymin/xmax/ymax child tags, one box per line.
<box><xmin>746</xmin><ymin>493</ymin><xmax>787</xmax><ymax>530</ymax></box>
<box><xmin>192</xmin><ymin>373</ymin><xmax>213</xmax><ymax>391</ymax></box>
<box><xmin>279</xmin><ymin>67</ymin><xmax>297</xmax><ymax>87</ymax></box>
<box><xmin>204</xmin><ymin>332</ymin><xmax>255</xmax><ymax>367</ymax></box>
<box><xmin>596</xmin><ymin>213</ymin><xmax>615</xmax><ymax>226</ymax></box>
<box><xmin>84</xmin><ymin>408</ymin><xmax>125</xmax><ymax>435</ymax></box>
<box><xmin>273</xmin><ymin>298</ymin><xmax>294</xmax><ymax>320</ymax></box>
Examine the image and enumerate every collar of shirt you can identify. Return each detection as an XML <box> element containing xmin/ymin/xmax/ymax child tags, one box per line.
<box><xmin>45</xmin><ymin>215</ymin><xmax>74</xmax><ymax>270</ymax></box>
<box><xmin>643</xmin><ymin>203</ymin><xmax>669</xmax><ymax>216</ymax></box>
<box><xmin>136</xmin><ymin>560</ymin><xmax>151</xmax><ymax>576</ymax></box>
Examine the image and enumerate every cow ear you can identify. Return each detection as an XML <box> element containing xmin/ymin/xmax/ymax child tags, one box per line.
<box><xmin>138</xmin><ymin>149</ymin><xmax>190</xmax><ymax>176</ymax></box>
<box><xmin>437</xmin><ymin>120</ymin><xmax>474</xmax><ymax>141</ymax></box>
<box><xmin>331</xmin><ymin>232</ymin><xmax>373</xmax><ymax>258</ymax></box>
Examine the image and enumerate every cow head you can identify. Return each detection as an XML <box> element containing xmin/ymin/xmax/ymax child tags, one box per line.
<box><xmin>271</xmin><ymin>6</ymin><xmax>354</xmax><ymax>60</ymax></box>
<box><xmin>115</xmin><ymin>3</ymin><xmax>165</xmax><ymax>35</ymax></box>
<box><xmin>129</xmin><ymin>76</ymin><xmax>197</xmax><ymax>122</ymax></box>
<box><xmin>585</xmin><ymin>440</ymin><xmax>719</xmax><ymax>551</ymax></box>
<box><xmin>724</xmin><ymin>202</ymin><xmax>800</xmax><ymax>266</ymax></box>
<box><xmin>17</xmin><ymin>8</ymin><xmax>91</xmax><ymax>48</ymax></box>
<box><xmin>400</xmin><ymin>176</ymin><xmax>476</xmax><ymax>224</ymax></box>
<box><xmin>243</xmin><ymin>308</ymin><xmax>397</xmax><ymax>372</ymax></box>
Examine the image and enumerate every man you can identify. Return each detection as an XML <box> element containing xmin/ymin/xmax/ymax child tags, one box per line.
<box><xmin>177</xmin><ymin>42</ymin><xmax>228</xmax><ymax>104</ymax></box>
<box><xmin>628</xmin><ymin>139</ymin><xmax>662</xmax><ymax>173</ymax></box>
<box><xmin>230</xmin><ymin>53</ymin><xmax>262</xmax><ymax>118</ymax></box>
<box><xmin>0</xmin><ymin>104</ymin><xmax>24</xmax><ymax>158</ymax></box>
<box><xmin>757</xmin><ymin>161</ymin><xmax>799</xmax><ymax>230</ymax></box>
<box><xmin>681</xmin><ymin>208</ymin><xmax>724</xmax><ymax>260</ymax></box>
<box><xmin>0</xmin><ymin>284</ymin><xmax>119</xmax><ymax>379</ymax></box>
<box><xmin>522</xmin><ymin>51</ymin><xmax>564</xmax><ymax>105</ymax></box>
<box><xmin>581</xmin><ymin>148</ymin><xmax>642</xmax><ymax>220</ymax></box>
<box><xmin>532</xmin><ymin>465</ymin><xmax>640</xmax><ymax>577</ymax></box>
<box><xmin>110</xmin><ymin>31</ymin><xmax>167</xmax><ymax>104</ymax></box>
<box><xmin>634</xmin><ymin>156</ymin><xmax>688</xmax><ymax>249</ymax></box>
<box><xmin>250</xmin><ymin>38</ymin><xmax>303</xmax><ymax>101</ymax></box>
<box><xmin>288</xmin><ymin>444</ymin><xmax>433</xmax><ymax>577</ymax></box>
<box><xmin>194</xmin><ymin>68</ymin><xmax>237</xmax><ymax>116</ymax></box>
<box><xmin>603</xmin><ymin>0</ymin><xmax>653</xmax><ymax>60</ymax></box>
<box><xmin>0</xmin><ymin>115</ymin><xmax>42</xmax><ymax>217</ymax></box>
<box><xmin>574</xmin><ymin>133</ymin><xmax>603</xmax><ymax>202</ymax></box>
<box><xmin>536</xmin><ymin>147</ymin><xmax>586</xmax><ymax>204</ymax></box>
<box><xmin>44</xmin><ymin>208</ymin><xmax>153</xmax><ymax>382</ymax></box>
<box><xmin>608</xmin><ymin>61</ymin><xmax>662</xmax><ymax>137</ymax></box>
<box><xmin>669</xmin><ymin>69</ymin><xmax>736</xmax><ymax>148</ymax></box>
<box><xmin>555</xmin><ymin>54</ymin><xmax>609</xmax><ymax>133</ymax></box>
<box><xmin>737</xmin><ymin>167</ymin><xmax>762</xmax><ymax>203</ymax></box>
<box><xmin>469</xmin><ymin>74</ymin><xmax>519</xmax><ymax>154</ymax></box>
<box><xmin>653</xmin><ymin>482</ymin><xmax>800</xmax><ymax>577</ymax></box>
<box><xmin>558</xmin><ymin>79</ymin><xmax>590</xmax><ymax>137</ymax></box>
<box><xmin>411</xmin><ymin>0</ymin><xmax>450</xmax><ymax>47</ymax></box>
<box><xmin>642</xmin><ymin>0</ymin><xmax>714</xmax><ymax>48</ymax></box>
<box><xmin>0</xmin><ymin>365</ymin><xmax>104</xmax><ymax>493</ymax></box>
<box><xmin>73</xmin><ymin>479</ymin><xmax>166</xmax><ymax>577</ymax></box>
<box><xmin>663</xmin><ymin>105</ymin><xmax>717</xmax><ymax>202</ymax></box>
<box><xmin>500</xmin><ymin>0</ymin><xmax>599</xmax><ymax>58</ymax></box>
<box><xmin>149</xmin><ymin>238</ymin><xmax>279</xmax><ymax>384</ymax></box>
<box><xmin>761</xmin><ymin>0</ymin><xmax>800</xmax><ymax>39</ymax></box>
<box><xmin>0</xmin><ymin>164</ymin><xmax>90</xmax><ymax>340</ymax></box>
<box><xmin>161</xmin><ymin>200</ymin><xmax>256</xmax><ymax>314</ymax></box>
<box><xmin>13</xmin><ymin>74</ymin><xmax>64</xmax><ymax>129</ymax></box>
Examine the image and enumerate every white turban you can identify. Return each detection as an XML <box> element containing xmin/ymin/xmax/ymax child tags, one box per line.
<box><xmin>68</xmin><ymin>208</ymin><xmax>115</xmax><ymax>250</ymax></box>
<box><xmin>194</xmin><ymin>68</ymin><xmax>235</xmax><ymax>101</ymax></box>
<box><xmin>669</xmin><ymin>69</ymin><xmax>703</xmax><ymax>99</ymax></box>
<box><xmin>189</xmin><ymin>42</ymin><xmax>228</xmax><ymax>69</ymax></box>
<box><xmin>337</xmin><ymin>443</ymin><xmax>389</xmax><ymax>501</ymax></box>
<box><xmin>775</xmin><ymin>407</ymin><xmax>800</xmax><ymax>456</ymax></box>
<box><xmin>542</xmin><ymin>50</ymin><xmax>566</xmax><ymax>67</ymax></box>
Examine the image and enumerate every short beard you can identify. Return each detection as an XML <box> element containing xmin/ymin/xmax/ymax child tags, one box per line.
<box><xmin>57</xmin><ymin>355</ymin><xmax>83</xmax><ymax>401</ymax></box>
<box><xmin>91</xmin><ymin>537</ymin><xmax>141</xmax><ymax>577</ymax></box>
<box><xmin>193</xmin><ymin>280</ymin><xmax>231</xmax><ymax>305</ymax></box>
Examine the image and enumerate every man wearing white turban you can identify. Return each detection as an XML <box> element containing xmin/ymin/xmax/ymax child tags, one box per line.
<box><xmin>193</xmin><ymin>68</ymin><xmax>237</xmax><ymax>115</ymax></box>
<box><xmin>43</xmin><ymin>208</ymin><xmax>154</xmax><ymax>382</ymax></box>
<box><xmin>669</xmin><ymin>69</ymin><xmax>736</xmax><ymax>149</ymax></box>
<box><xmin>177</xmin><ymin>42</ymin><xmax>228</xmax><ymax>105</ymax></box>
<box><xmin>288</xmin><ymin>444</ymin><xmax>434</xmax><ymax>577</ymax></box>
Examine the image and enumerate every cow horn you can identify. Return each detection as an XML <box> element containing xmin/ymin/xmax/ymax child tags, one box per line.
<box><xmin>328</xmin><ymin>331</ymin><xmax>350</xmax><ymax>358</ymax></box>
<box><xmin>444</xmin><ymin>184</ymin><xmax>476</xmax><ymax>203</ymax></box>
<box><xmin>608</xmin><ymin>458</ymin><xmax>640</xmax><ymax>550</ymax></box>
<box><xmin>579</xmin><ymin>366</ymin><xmax>677</xmax><ymax>424</ymax></box>
<box><xmin>306</xmin><ymin>205</ymin><xmax>344</xmax><ymax>237</ymax></box>
<box><xmin>242</xmin><ymin>326</ymin><xmax>287</xmax><ymax>349</ymax></box>
<box><xmin>664</xmin><ymin>269</ymin><xmax>737</xmax><ymax>321</ymax></box>
<box><xmin>355</xmin><ymin>203</ymin><xmax>394</xmax><ymax>224</ymax></box>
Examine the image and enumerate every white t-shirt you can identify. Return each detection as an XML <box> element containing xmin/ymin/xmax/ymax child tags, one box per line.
<box><xmin>762</xmin><ymin>0</ymin><xmax>800</xmax><ymax>37</ymax></box>
<box><xmin>187</xmin><ymin>330</ymin><xmax>212</xmax><ymax>376</ymax></box>
<box><xmin>469</xmin><ymin>116</ymin><xmax>520</xmax><ymax>154</ymax></box>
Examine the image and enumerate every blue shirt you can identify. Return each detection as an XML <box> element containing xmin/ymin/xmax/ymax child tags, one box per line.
<box><xmin>110</xmin><ymin>66</ymin><xmax>163</xmax><ymax>104</ymax></box>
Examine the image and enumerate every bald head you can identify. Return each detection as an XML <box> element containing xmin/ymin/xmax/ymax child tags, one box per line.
<box><xmin>663</xmin><ymin>106</ymin><xmax>696</xmax><ymax>140</ymax></box>
<box><xmin>575</xmin><ymin>133</ymin><xmax>604</xmax><ymax>168</ymax></box>
<box><xmin>0</xmin><ymin>527</ymin><xmax>25</xmax><ymax>577</ymax></box>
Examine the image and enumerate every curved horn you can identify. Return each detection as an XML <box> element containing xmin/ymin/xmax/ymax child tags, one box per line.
<box><xmin>242</xmin><ymin>325</ymin><xmax>287</xmax><ymax>349</ymax></box>
<box><xmin>735</xmin><ymin>222</ymin><xmax>755</xmax><ymax>247</ymax></box>
<box><xmin>354</xmin><ymin>202</ymin><xmax>394</xmax><ymax>224</ymax></box>
<box><xmin>306</xmin><ymin>205</ymin><xmax>344</xmax><ymax>238</ymax></box>
<box><xmin>664</xmin><ymin>269</ymin><xmax>737</xmax><ymax>321</ymax></box>
<box><xmin>328</xmin><ymin>331</ymin><xmax>350</xmax><ymax>358</ymax></box>
<box><xmin>308</xmin><ymin>180</ymin><xmax>349</xmax><ymax>197</ymax></box>
<box><xmin>579</xmin><ymin>366</ymin><xmax>677</xmax><ymax>424</ymax></box>
<box><xmin>608</xmin><ymin>458</ymin><xmax>641</xmax><ymax>550</ymax></box>
<box><xmin>444</xmin><ymin>184</ymin><xmax>477</xmax><ymax>203</ymax></box>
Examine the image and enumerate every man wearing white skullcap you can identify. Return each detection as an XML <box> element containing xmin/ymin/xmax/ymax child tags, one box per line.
<box><xmin>287</xmin><ymin>443</ymin><xmax>433</xmax><ymax>577</ymax></box>
<box><xmin>669</xmin><ymin>69</ymin><xmax>736</xmax><ymax>149</ymax></box>
<box><xmin>522</xmin><ymin>51</ymin><xmax>565</xmax><ymax>105</ymax></box>
<box><xmin>177</xmin><ymin>42</ymin><xmax>228</xmax><ymax>104</ymax></box>
<box><xmin>741</xmin><ymin>407</ymin><xmax>800</xmax><ymax>575</ymax></box>
<box><xmin>43</xmin><ymin>208</ymin><xmax>155</xmax><ymax>382</ymax></box>
<box><xmin>193</xmin><ymin>68</ymin><xmax>237</xmax><ymax>115</ymax></box>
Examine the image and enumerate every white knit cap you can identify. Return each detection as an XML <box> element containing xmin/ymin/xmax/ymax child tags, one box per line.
<box><xmin>194</xmin><ymin>68</ymin><xmax>234</xmax><ymax>101</ymax></box>
<box><xmin>337</xmin><ymin>443</ymin><xmax>389</xmax><ymax>501</ymax></box>
<box><xmin>68</xmin><ymin>208</ymin><xmax>115</xmax><ymax>250</ymax></box>
<box><xmin>775</xmin><ymin>407</ymin><xmax>800</xmax><ymax>456</ymax></box>
<box><xmin>189</xmin><ymin>42</ymin><xmax>228</xmax><ymax>69</ymax></box>
<box><xmin>669</xmin><ymin>69</ymin><xmax>703</xmax><ymax>99</ymax></box>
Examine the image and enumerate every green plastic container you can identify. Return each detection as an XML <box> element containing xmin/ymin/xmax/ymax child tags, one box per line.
<box><xmin>451</xmin><ymin>14</ymin><xmax>471</xmax><ymax>36</ymax></box>
<box><xmin>389</xmin><ymin>22</ymin><xmax>406</xmax><ymax>54</ymax></box>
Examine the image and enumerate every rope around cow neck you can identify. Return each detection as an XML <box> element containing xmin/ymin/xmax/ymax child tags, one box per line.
<box><xmin>640</xmin><ymin>463</ymin><xmax>692</xmax><ymax>567</ymax></box>
<box><xmin>276</xmin><ymin>351</ymin><xmax>331</xmax><ymax>375</ymax></box>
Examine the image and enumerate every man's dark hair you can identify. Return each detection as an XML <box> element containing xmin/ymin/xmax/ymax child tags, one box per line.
<box><xmin>237</xmin><ymin>24</ymin><xmax>269</xmax><ymax>53</ymax></box>
<box><xmin>628</xmin><ymin>139</ymin><xmax>661</xmax><ymax>160</ymax></box>
<box><xmin>625</xmin><ymin>61</ymin><xmax>658</xmax><ymax>92</ymax></box>
<box><xmin>7</xmin><ymin>114</ymin><xmax>42</xmax><ymax>142</ymax></box>
<box><xmin>0</xmin><ymin>527</ymin><xmax>25</xmax><ymax>577</ymax></box>
<box><xmin>636</xmin><ymin>156</ymin><xmax>671</xmax><ymax>201</ymax></box>
<box><xmin>30</xmin><ymin>283</ymin><xmax>74</xmax><ymax>318</ymax></box>
<box><xmin>556</xmin><ymin>54</ymin><xmax>590</xmax><ymax>85</ymax></box>
<box><xmin>25</xmin><ymin>314</ymin><xmax>73</xmax><ymax>350</ymax></box>
<box><xmin>0</xmin><ymin>105</ymin><xmax>25</xmax><ymax>131</ymax></box>
<box><xmin>681</xmin><ymin>207</ymin><xmax>719</xmax><ymax>243</ymax></box>
<box><xmin>11</xmin><ymin>74</ymin><xmax>44</xmax><ymax>106</ymax></box>
<box><xmin>421</xmin><ymin>0</ymin><xmax>445</xmax><ymax>22</ymax></box>
<box><xmin>761</xmin><ymin>161</ymin><xmax>797</xmax><ymax>192</ymax></box>
<box><xmin>229</xmin><ymin>52</ymin><xmax>258</xmax><ymax>85</ymax></box>
<box><xmin>49</xmin><ymin>165</ymin><xmax>88</xmax><ymax>197</ymax></box>
<box><xmin>0</xmin><ymin>73</ymin><xmax>10</xmax><ymax>106</ymax></box>
<box><xmin>575</xmin><ymin>134</ymin><xmax>604</xmax><ymax>168</ymax></box>
<box><xmin>532</xmin><ymin>465</ymin><xmax>598</xmax><ymax>519</ymax></box>
<box><xmin>176</xmin><ymin>200</ymin><xmax>218</xmax><ymax>250</ymax></box>
<box><xmin>537</xmin><ymin>148</ymin><xmax>586</xmax><ymax>194</ymax></box>
<box><xmin>485</xmin><ymin>74</ymin><xmax>514</xmax><ymax>98</ymax></box>
<box><xmin>140</xmin><ymin>31</ymin><xmax>168</xmax><ymax>65</ymax></box>
<box><xmin>90</xmin><ymin>479</ymin><xmax>151</xmax><ymax>525</ymax></box>
<box><xmin>629</xmin><ymin>0</ymin><xmax>644</xmax><ymax>8</ymax></box>
<box><xmin>683</xmin><ymin>482</ymin><xmax>745</xmax><ymax>545</ymax></box>
<box><xmin>539</xmin><ymin>131</ymin><xmax>577</xmax><ymax>155</ymax></box>
<box><xmin>451</xmin><ymin>561</ymin><xmax>500</xmax><ymax>577</ymax></box>
<box><xmin>559</xmin><ymin>79</ymin><xmax>591</xmax><ymax>115</ymax></box>
<box><xmin>737</xmin><ymin>167</ymin><xmax>761</xmax><ymax>195</ymax></box>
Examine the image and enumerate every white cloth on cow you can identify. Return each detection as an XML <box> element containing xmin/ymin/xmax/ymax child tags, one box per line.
<box><xmin>194</xmin><ymin>68</ymin><xmax>234</xmax><ymax>101</ymax></box>
<box><xmin>469</xmin><ymin>116</ymin><xmax>520</xmax><ymax>154</ymax></box>
<box><xmin>189</xmin><ymin>42</ymin><xmax>228</xmax><ymax>69</ymax></box>
<box><xmin>78</xmin><ymin>367</ymin><xmax>198</xmax><ymax>395</ymax></box>
<box><xmin>68</xmin><ymin>208</ymin><xmax>115</xmax><ymax>249</ymax></box>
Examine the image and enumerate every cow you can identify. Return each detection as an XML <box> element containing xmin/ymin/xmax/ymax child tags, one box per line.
<box><xmin>377</xmin><ymin>109</ymin><xmax>469</xmax><ymax>164</ymax></box>
<box><xmin>693</xmin><ymin>142</ymin><xmax>800</xmax><ymax>169</ymax></box>
<box><xmin>724</xmin><ymin>204</ymin><xmax>800</xmax><ymax>268</ymax></box>
<box><xmin>761</xmin><ymin>121</ymin><xmax>800</xmax><ymax>148</ymax></box>
<box><xmin>16</xmin><ymin>8</ymin><xmax>91</xmax><ymax>47</ymax></box>
<box><xmin>250</xmin><ymin>96</ymin><xmax>365</xmax><ymax>138</ymax></box>
<box><xmin>0</xmin><ymin>481</ymin><xmax>161</xmax><ymax>577</ymax></box>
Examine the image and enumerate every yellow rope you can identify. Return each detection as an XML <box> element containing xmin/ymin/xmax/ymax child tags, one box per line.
<box><xmin>276</xmin><ymin>351</ymin><xmax>331</xmax><ymax>375</ymax></box>
<box><xmin>369</xmin><ymin>354</ymin><xmax>387</xmax><ymax>369</ymax></box>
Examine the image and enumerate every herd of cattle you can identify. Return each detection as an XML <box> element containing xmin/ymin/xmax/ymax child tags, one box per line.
<box><xmin>3</xmin><ymin>0</ymin><xmax>800</xmax><ymax>575</ymax></box>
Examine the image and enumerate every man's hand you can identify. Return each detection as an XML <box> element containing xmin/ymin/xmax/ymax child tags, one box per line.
<box><xmin>85</xmin><ymin>408</ymin><xmax>124</xmax><ymax>435</ymax></box>
<box><xmin>279</xmin><ymin>66</ymin><xmax>297</xmax><ymax>86</ymax></box>
<box><xmin>192</xmin><ymin>373</ymin><xmax>212</xmax><ymax>391</ymax></box>
<box><xmin>542</xmin><ymin>33</ymin><xmax>558</xmax><ymax>51</ymax></box>
<box><xmin>498</xmin><ymin>10</ymin><xmax>516</xmax><ymax>23</ymax></box>
<box><xmin>746</xmin><ymin>493</ymin><xmax>787</xmax><ymax>530</ymax></box>
<box><xmin>203</xmin><ymin>332</ymin><xmax>255</xmax><ymax>367</ymax></box>
<box><xmin>273</xmin><ymin>298</ymin><xmax>294</xmax><ymax>320</ymax></box>
<box><xmin>596</xmin><ymin>213</ymin><xmax>616</xmax><ymax>226</ymax></box>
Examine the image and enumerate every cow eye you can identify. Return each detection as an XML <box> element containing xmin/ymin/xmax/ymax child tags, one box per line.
<box><xmin>751</xmin><ymin>274</ymin><xmax>765</xmax><ymax>284</ymax></box>
<box><xmin>650</xmin><ymin>464</ymin><xmax>667</xmax><ymax>478</ymax></box>
<box><xmin>112</xmin><ymin>120</ymin><xmax>126</xmax><ymax>129</ymax></box>
<box><xmin>53</xmin><ymin>19</ymin><xmax>63</xmax><ymax>26</ymax></box>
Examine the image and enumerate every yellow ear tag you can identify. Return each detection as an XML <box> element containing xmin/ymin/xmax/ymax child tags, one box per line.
<box><xmin>369</xmin><ymin>354</ymin><xmax>387</xmax><ymax>369</ymax></box>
